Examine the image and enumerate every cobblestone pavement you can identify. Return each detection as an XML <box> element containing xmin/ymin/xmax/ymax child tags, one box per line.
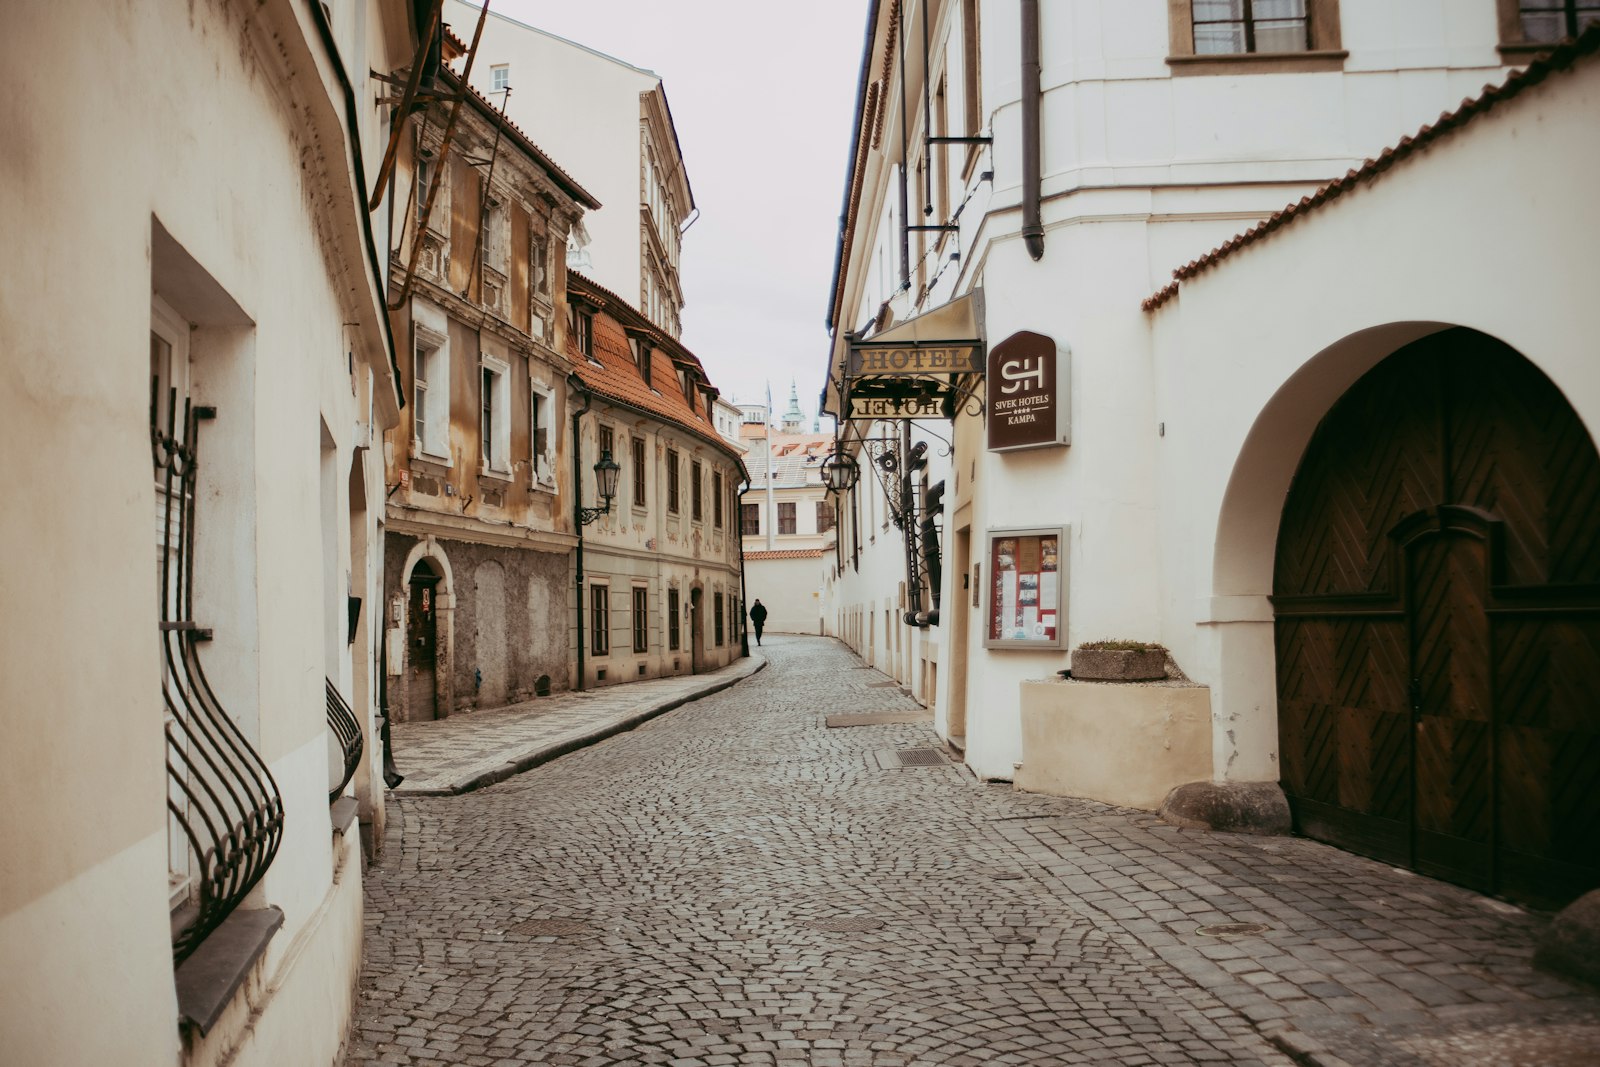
<box><xmin>351</xmin><ymin>636</ymin><xmax>1600</xmax><ymax>1066</ymax></box>
<box><xmin>390</xmin><ymin>655</ymin><xmax>765</xmax><ymax>795</ymax></box>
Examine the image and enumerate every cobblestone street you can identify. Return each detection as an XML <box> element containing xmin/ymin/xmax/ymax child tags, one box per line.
<box><xmin>350</xmin><ymin>636</ymin><xmax>1600</xmax><ymax>1066</ymax></box>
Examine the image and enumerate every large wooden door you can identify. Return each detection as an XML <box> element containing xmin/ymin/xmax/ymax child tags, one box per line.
<box><xmin>406</xmin><ymin>570</ymin><xmax>439</xmax><ymax>721</ymax></box>
<box><xmin>1274</xmin><ymin>329</ymin><xmax>1600</xmax><ymax>908</ymax></box>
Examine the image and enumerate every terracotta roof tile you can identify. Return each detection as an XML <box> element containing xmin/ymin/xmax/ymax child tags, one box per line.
<box><xmin>567</xmin><ymin>274</ymin><xmax>743</xmax><ymax>469</ymax></box>
<box><xmin>745</xmin><ymin>549</ymin><xmax>829</xmax><ymax>560</ymax></box>
<box><xmin>1142</xmin><ymin>25</ymin><xmax>1600</xmax><ymax>313</ymax></box>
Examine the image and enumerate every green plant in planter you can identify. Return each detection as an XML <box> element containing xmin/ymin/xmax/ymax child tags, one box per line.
<box><xmin>1078</xmin><ymin>638</ymin><xmax>1160</xmax><ymax>651</ymax></box>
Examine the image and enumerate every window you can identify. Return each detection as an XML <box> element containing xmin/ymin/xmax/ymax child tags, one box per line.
<box><xmin>482</xmin><ymin>199</ymin><xmax>505</xmax><ymax>279</ymax></box>
<box><xmin>712</xmin><ymin>471</ymin><xmax>724</xmax><ymax>527</ymax></box>
<box><xmin>1167</xmin><ymin>0</ymin><xmax>1342</xmax><ymax>72</ymax></box>
<box><xmin>691</xmin><ymin>460</ymin><xmax>704</xmax><ymax>522</ymax></box>
<box><xmin>598</xmin><ymin>423</ymin><xmax>614</xmax><ymax>464</ymax></box>
<box><xmin>480</xmin><ymin>356</ymin><xmax>510</xmax><ymax>475</ymax></box>
<box><xmin>741</xmin><ymin>502</ymin><xmax>760</xmax><ymax>536</ymax></box>
<box><xmin>778</xmin><ymin>501</ymin><xmax>797</xmax><ymax>535</ymax></box>
<box><xmin>632</xmin><ymin>586</ymin><xmax>649</xmax><ymax>652</ymax></box>
<box><xmin>816</xmin><ymin>499</ymin><xmax>836</xmax><ymax>534</ymax></box>
<box><xmin>415</xmin><ymin>153</ymin><xmax>432</xmax><ymax>229</ymax></box>
<box><xmin>490</xmin><ymin>63</ymin><xmax>509</xmax><ymax>92</ymax></box>
<box><xmin>1192</xmin><ymin>0</ymin><xmax>1307</xmax><ymax>53</ymax></box>
<box><xmin>632</xmin><ymin>437</ymin><xmax>647</xmax><ymax>508</ymax></box>
<box><xmin>667</xmin><ymin>448</ymin><xmax>681</xmax><ymax>513</ymax></box>
<box><xmin>531</xmin><ymin>230</ymin><xmax>550</xmax><ymax>296</ymax></box>
<box><xmin>530</xmin><ymin>383</ymin><xmax>555</xmax><ymax>487</ymax></box>
<box><xmin>714</xmin><ymin>592</ymin><xmax>725</xmax><ymax>646</ymax></box>
<box><xmin>412</xmin><ymin>314</ymin><xmax>449</xmax><ymax>460</ymax></box>
<box><xmin>590</xmin><ymin>584</ymin><xmax>609</xmax><ymax>656</ymax></box>
<box><xmin>668</xmin><ymin>587</ymin><xmax>681</xmax><ymax>650</ymax></box>
<box><xmin>1506</xmin><ymin>0</ymin><xmax>1600</xmax><ymax>43</ymax></box>
<box><xmin>961</xmin><ymin>0</ymin><xmax>983</xmax><ymax>150</ymax></box>
<box><xmin>572</xmin><ymin>305</ymin><xmax>594</xmax><ymax>361</ymax></box>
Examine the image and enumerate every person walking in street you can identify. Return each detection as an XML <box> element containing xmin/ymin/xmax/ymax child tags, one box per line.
<box><xmin>748</xmin><ymin>599</ymin><xmax>768</xmax><ymax>646</ymax></box>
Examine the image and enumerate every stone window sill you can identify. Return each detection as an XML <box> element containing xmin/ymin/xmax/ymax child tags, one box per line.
<box><xmin>1167</xmin><ymin>50</ymin><xmax>1347</xmax><ymax>76</ymax></box>
<box><xmin>174</xmin><ymin>906</ymin><xmax>284</xmax><ymax>1035</ymax></box>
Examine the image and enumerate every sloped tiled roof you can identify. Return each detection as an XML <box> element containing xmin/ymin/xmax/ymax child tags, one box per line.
<box><xmin>746</xmin><ymin>548</ymin><xmax>829</xmax><ymax>560</ymax></box>
<box><xmin>567</xmin><ymin>273</ymin><xmax>744</xmax><ymax>470</ymax></box>
<box><xmin>1142</xmin><ymin>25</ymin><xmax>1600</xmax><ymax>313</ymax></box>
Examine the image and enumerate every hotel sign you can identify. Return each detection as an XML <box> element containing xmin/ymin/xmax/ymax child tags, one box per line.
<box><xmin>987</xmin><ymin>331</ymin><xmax>1069</xmax><ymax>452</ymax></box>
<box><xmin>845</xmin><ymin>394</ymin><xmax>946</xmax><ymax>420</ymax></box>
<box><xmin>847</xmin><ymin>343</ymin><xmax>983</xmax><ymax>377</ymax></box>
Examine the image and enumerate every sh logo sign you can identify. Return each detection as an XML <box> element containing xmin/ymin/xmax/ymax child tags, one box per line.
<box><xmin>999</xmin><ymin>357</ymin><xmax>1047</xmax><ymax>394</ymax></box>
<box><xmin>986</xmin><ymin>331</ymin><xmax>1068</xmax><ymax>452</ymax></box>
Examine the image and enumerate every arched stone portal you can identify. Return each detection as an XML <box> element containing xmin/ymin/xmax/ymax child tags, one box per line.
<box><xmin>1268</xmin><ymin>328</ymin><xmax>1600</xmax><ymax>908</ymax></box>
<box><xmin>398</xmin><ymin>539</ymin><xmax>455</xmax><ymax>722</ymax></box>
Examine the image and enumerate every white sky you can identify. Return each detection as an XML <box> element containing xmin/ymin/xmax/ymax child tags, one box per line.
<box><xmin>485</xmin><ymin>0</ymin><xmax>868</xmax><ymax>428</ymax></box>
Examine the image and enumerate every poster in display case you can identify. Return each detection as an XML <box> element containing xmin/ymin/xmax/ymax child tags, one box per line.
<box><xmin>984</xmin><ymin>525</ymin><xmax>1068</xmax><ymax>649</ymax></box>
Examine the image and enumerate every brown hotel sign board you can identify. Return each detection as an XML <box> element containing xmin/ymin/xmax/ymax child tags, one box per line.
<box><xmin>987</xmin><ymin>331</ymin><xmax>1070</xmax><ymax>452</ymax></box>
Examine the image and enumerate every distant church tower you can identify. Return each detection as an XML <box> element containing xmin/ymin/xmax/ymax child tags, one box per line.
<box><xmin>781</xmin><ymin>380</ymin><xmax>804</xmax><ymax>434</ymax></box>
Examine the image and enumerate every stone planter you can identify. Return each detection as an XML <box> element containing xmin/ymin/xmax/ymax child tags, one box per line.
<box><xmin>1071</xmin><ymin>646</ymin><xmax>1167</xmax><ymax>681</ymax></box>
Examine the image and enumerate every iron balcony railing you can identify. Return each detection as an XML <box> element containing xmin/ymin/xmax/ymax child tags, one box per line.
<box><xmin>326</xmin><ymin>678</ymin><xmax>363</xmax><ymax>802</ymax></box>
<box><xmin>155</xmin><ymin>391</ymin><xmax>285</xmax><ymax>966</ymax></box>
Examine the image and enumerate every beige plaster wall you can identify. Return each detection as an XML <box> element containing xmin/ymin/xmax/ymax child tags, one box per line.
<box><xmin>1016</xmin><ymin>680</ymin><xmax>1212</xmax><ymax>811</ymax></box>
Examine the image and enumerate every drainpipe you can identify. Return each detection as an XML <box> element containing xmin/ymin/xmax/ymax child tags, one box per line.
<box><xmin>737</xmin><ymin>478</ymin><xmax>751</xmax><ymax>659</ymax></box>
<box><xmin>1020</xmin><ymin>0</ymin><xmax>1045</xmax><ymax>261</ymax></box>
<box><xmin>569</xmin><ymin>374</ymin><xmax>593</xmax><ymax>692</ymax></box>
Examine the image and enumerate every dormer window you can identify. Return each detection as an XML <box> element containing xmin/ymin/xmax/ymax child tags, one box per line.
<box><xmin>571</xmin><ymin>305</ymin><xmax>595</xmax><ymax>362</ymax></box>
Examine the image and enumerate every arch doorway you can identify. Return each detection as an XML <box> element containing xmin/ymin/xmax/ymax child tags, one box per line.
<box><xmin>406</xmin><ymin>561</ymin><xmax>443</xmax><ymax>721</ymax></box>
<box><xmin>1273</xmin><ymin>328</ymin><xmax>1600</xmax><ymax>908</ymax></box>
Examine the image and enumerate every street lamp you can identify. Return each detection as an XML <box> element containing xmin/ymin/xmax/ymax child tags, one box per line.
<box><xmin>820</xmin><ymin>450</ymin><xmax>859</xmax><ymax>494</ymax></box>
<box><xmin>578</xmin><ymin>449</ymin><xmax>621</xmax><ymax>526</ymax></box>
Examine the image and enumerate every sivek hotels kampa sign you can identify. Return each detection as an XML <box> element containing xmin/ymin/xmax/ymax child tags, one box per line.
<box><xmin>987</xmin><ymin>331</ymin><xmax>1070</xmax><ymax>452</ymax></box>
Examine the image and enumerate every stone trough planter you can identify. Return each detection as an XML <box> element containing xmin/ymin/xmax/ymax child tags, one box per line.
<box><xmin>1071</xmin><ymin>643</ymin><xmax>1167</xmax><ymax>682</ymax></box>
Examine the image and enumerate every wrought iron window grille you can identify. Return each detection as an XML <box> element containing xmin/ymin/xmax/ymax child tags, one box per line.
<box><xmin>326</xmin><ymin>678</ymin><xmax>364</xmax><ymax>802</ymax></box>
<box><xmin>155</xmin><ymin>391</ymin><xmax>285</xmax><ymax>966</ymax></box>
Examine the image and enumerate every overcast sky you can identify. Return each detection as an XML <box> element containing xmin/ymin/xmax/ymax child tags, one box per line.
<box><xmin>485</xmin><ymin>0</ymin><xmax>868</xmax><ymax>428</ymax></box>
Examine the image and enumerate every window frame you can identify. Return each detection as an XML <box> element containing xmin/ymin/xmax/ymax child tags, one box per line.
<box><xmin>590</xmin><ymin>583</ymin><xmax>610</xmax><ymax>656</ymax></box>
<box><xmin>740</xmin><ymin>502</ymin><xmax>761</xmax><ymax>536</ymax></box>
<box><xmin>632</xmin><ymin>436</ymin><xmax>647</xmax><ymax>508</ymax></box>
<box><xmin>529</xmin><ymin>379</ymin><xmax>556</xmax><ymax>490</ymax></box>
<box><xmin>1498</xmin><ymin>0</ymin><xmax>1600</xmax><ymax>52</ymax></box>
<box><xmin>691</xmin><ymin>459</ymin><xmax>704</xmax><ymax>523</ymax></box>
<box><xmin>712</xmin><ymin>470</ymin><xmax>724</xmax><ymax>528</ymax></box>
<box><xmin>412</xmin><ymin>310</ymin><xmax>451</xmax><ymax>463</ymax></box>
<box><xmin>1167</xmin><ymin>0</ymin><xmax>1345</xmax><ymax>75</ymax></box>
<box><xmin>490</xmin><ymin>63</ymin><xmax>509</xmax><ymax>92</ymax></box>
<box><xmin>632</xmin><ymin>585</ymin><xmax>649</xmax><ymax>653</ymax></box>
<box><xmin>778</xmin><ymin>501</ymin><xmax>797</xmax><ymax>536</ymax></box>
<box><xmin>479</xmin><ymin>353</ymin><xmax>511</xmax><ymax>477</ymax></box>
<box><xmin>816</xmin><ymin>499</ymin><xmax>836</xmax><ymax>535</ymax></box>
<box><xmin>667</xmin><ymin>586</ymin><xmax>681</xmax><ymax>651</ymax></box>
<box><xmin>572</xmin><ymin>305</ymin><xmax>595</xmax><ymax>362</ymax></box>
<box><xmin>667</xmin><ymin>448</ymin><xmax>681</xmax><ymax>514</ymax></box>
<box><xmin>714</xmin><ymin>591</ymin><xmax>725</xmax><ymax>647</ymax></box>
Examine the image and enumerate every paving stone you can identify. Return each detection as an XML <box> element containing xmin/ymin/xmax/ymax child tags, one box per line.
<box><xmin>347</xmin><ymin>636</ymin><xmax>1599</xmax><ymax>1067</ymax></box>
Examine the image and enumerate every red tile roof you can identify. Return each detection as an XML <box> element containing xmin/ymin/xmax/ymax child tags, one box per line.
<box><xmin>567</xmin><ymin>273</ymin><xmax>744</xmax><ymax>470</ymax></box>
<box><xmin>1142</xmin><ymin>25</ymin><xmax>1600</xmax><ymax>313</ymax></box>
<box><xmin>745</xmin><ymin>549</ymin><xmax>829</xmax><ymax>560</ymax></box>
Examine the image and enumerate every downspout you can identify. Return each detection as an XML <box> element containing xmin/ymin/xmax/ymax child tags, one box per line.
<box><xmin>1020</xmin><ymin>0</ymin><xmax>1045</xmax><ymax>261</ymax></box>
<box><xmin>569</xmin><ymin>374</ymin><xmax>593</xmax><ymax>692</ymax></box>
<box><xmin>897</xmin><ymin>0</ymin><xmax>913</xmax><ymax>289</ymax></box>
<box><xmin>737</xmin><ymin>479</ymin><xmax>751</xmax><ymax>659</ymax></box>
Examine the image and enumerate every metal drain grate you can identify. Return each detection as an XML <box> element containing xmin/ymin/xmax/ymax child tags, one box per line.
<box><xmin>896</xmin><ymin>748</ymin><xmax>947</xmax><ymax>767</ymax></box>
<box><xmin>803</xmin><ymin>917</ymin><xmax>886</xmax><ymax>933</ymax></box>
<box><xmin>507</xmin><ymin>917</ymin><xmax>593</xmax><ymax>937</ymax></box>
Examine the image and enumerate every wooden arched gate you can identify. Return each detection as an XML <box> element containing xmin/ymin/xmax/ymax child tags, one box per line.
<box><xmin>1274</xmin><ymin>328</ymin><xmax>1600</xmax><ymax>908</ymax></box>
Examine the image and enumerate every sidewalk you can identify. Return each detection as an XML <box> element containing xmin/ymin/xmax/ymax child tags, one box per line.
<box><xmin>388</xmin><ymin>653</ymin><xmax>767</xmax><ymax>795</ymax></box>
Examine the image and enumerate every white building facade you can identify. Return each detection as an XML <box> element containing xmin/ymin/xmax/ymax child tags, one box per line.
<box><xmin>823</xmin><ymin>0</ymin><xmax>1600</xmax><ymax>912</ymax></box>
<box><xmin>1</xmin><ymin>0</ymin><xmax>416</xmax><ymax>1063</ymax></box>
<box><xmin>445</xmin><ymin>0</ymin><xmax>695</xmax><ymax>338</ymax></box>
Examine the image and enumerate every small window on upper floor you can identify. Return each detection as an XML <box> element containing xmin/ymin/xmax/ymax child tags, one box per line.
<box><xmin>1501</xmin><ymin>0</ymin><xmax>1600</xmax><ymax>48</ymax></box>
<box><xmin>571</xmin><ymin>305</ymin><xmax>595</xmax><ymax>362</ymax></box>
<box><xmin>1168</xmin><ymin>0</ymin><xmax>1343</xmax><ymax>74</ymax></box>
<box><xmin>491</xmin><ymin>64</ymin><xmax>510</xmax><ymax>92</ymax></box>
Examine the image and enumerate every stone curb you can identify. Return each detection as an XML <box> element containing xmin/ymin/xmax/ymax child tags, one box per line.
<box><xmin>395</xmin><ymin>654</ymin><xmax>768</xmax><ymax>797</ymax></box>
